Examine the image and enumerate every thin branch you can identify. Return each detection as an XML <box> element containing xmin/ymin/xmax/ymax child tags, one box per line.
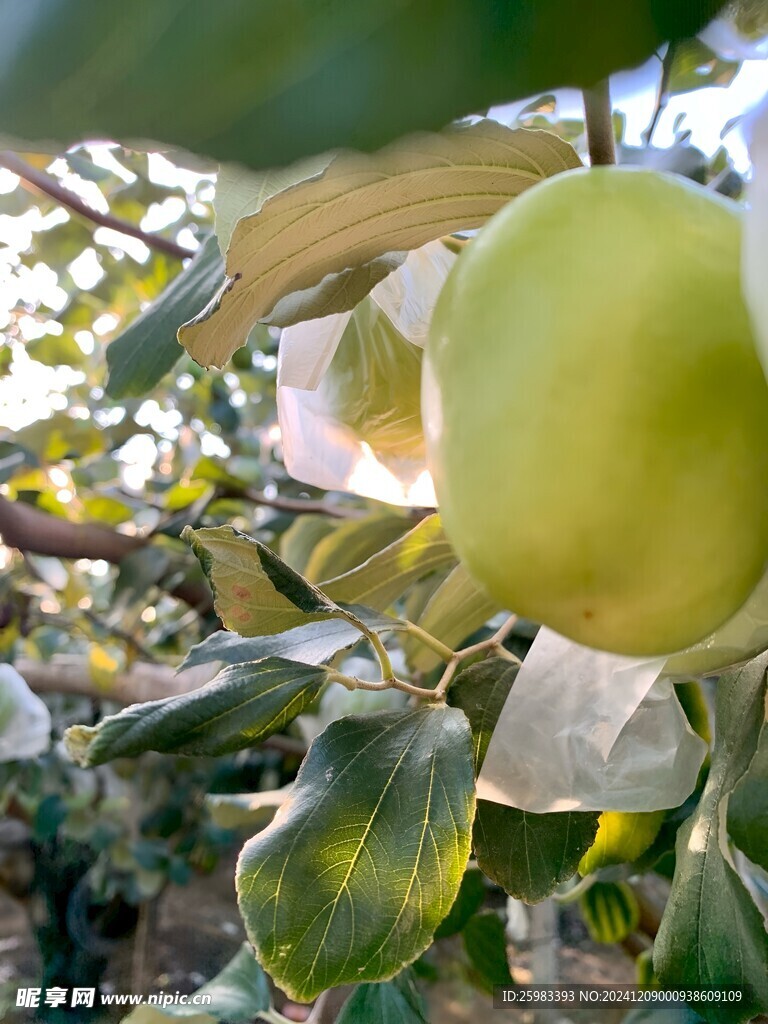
<box><xmin>236</xmin><ymin>485</ymin><xmax>365</xmax><ymax>520</ymax></box>
<box><xmin>643</xmin><ymin>44</ymin><xmax>677</xmax><ymax>146</ymax></box>
<box><xmin>404</xmin><ymin>621</ymin><xmax>454</xmax><ymax>663</ymax></box>
<box><xmin>582</xmin><ymin>79</ymin><xmax>616</xmax><ymax>167</ymax></box>
<box><xmin>432</xmin><ymin>614</ymin><xmax>519</xmax><ymax>700</ymax></box>
<box><xmin>326</xmin><ymin>668</ymin><xmax>436</xmax><ymax>700</ymax></box>
<box><xmin>552</xmin><ymin>873</ymin><xmax>596</xmax><ymax>904</ymax></box>
<box><xmin>0</xmin><ymin>150</ymin><xmax>194</xmax><ymax>261</ymax></box>
<box><xmin>248</xmin><ymin>489</ymin><xmax>360</xmax><ymax>519</ymax></box>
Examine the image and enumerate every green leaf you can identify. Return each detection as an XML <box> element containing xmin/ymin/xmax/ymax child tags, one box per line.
<box><xmin>450</xmin><ymin>658</ymin><xmax>599</xmax><ymax>902</ymax></box>
<box><xmin>267</xmin><ymin>251</ymin><xmax>407</xmax><ymax>329</ymax></box>
<box><xmin>179</xmin><ymin>943</ymin><xmax>270</xmax><ymax>1020</ymax></box>
<box><xmin>408</xmin><ymin>562</ymin><xmax>499</xmax><ymax>673</ymax></box>
<box><xmin>65</xmin><ymin>657</ymin><xmax>327</xmax><ymax>765</ymax></box>
<box><xmin>654</xmin><ymin>654</ymin><xmax>768</xmax><ymax>1024</ymax></box>
<box><xmin>449</xmin><ymin>658</ymin><xmax>519</xmax><ymax>769</ymax></box>
<box><xmin>279</xmin><ymin>515</ymin><xmax>339</xmax><ymax>575</ymax></box>
<box><xmin>120</xmin><ymin>943</ymin><xmax>270</xmax><ymax>1022</ymax></box>
<box><xmin>180</xmin><ymin>612</ymin><xmax>405</xmax><ymax>671</ymax></box>
<box><xmin>728</xmin><ymin>712</ymin><xmax>768</xmax><ymax>871</ymax></box>
<box><xmin>105</xmin><ymin>235</ymin><xmax>223</xmax><ymax>398</ymax></box>
<box><xmin>434</xmin><ymin>867</ymin><xmax>486</xmax><ymax>940</ymax></box>
<box><xmin>0</xmin><ymin>442</ymin><xmax>37</xmax><ymax>483</ymax></box>
<box><xmin>462</xmin><ymin>912</ymin><xmax>514</xmax><ymax>991</ymax></box>
<box><xmin>236</xmin><ymin>705</ymin><xmax>475</xmax><ymax>1001</ymax></box>
<box><xmin>304</xmin><ymin>514</ymin><xmax>411</xmax><ymax>583</ymax></box>
<box><xmin>336</xmin><ymin>969</ymin><xmax>428</xmax><ymax>1024</ymax></box>
<box><xmin>221</xmin><ymin>169</ymin><xmax>408</xmax><ymax>332</ymax></box>
<box><xmin>473</xmin><ymin>801</ymin><xmax>599</xmax><ymax>905</ymax></box>
<box><xmin>322</xmin><ymin>514</ymin><xmax>455</xmax><ymax>611</ymax></box>
<box><xmin>0</xmin><ymin>1</ymin><xmax>721</xmax><ymax>170</ymax></box>
<box><xmin>26</xmin><ymin>332</ymin><xmax>85</xmax><ymax>368</ymax></box>
<box><xmin>82</xmin><ymin>494</ymin><xmax>134</xmax><ymax>526</ymax></box>
<box><xmin>180</xmin><ymin>122</ymin><xmax>581</xmax><ymax>366</ymax></box>
<box><xmin>184</xmin><ymin>524</ymin><xmax>340</xmax><ymax>635</ymax></box>
<box><xmin>578</xmin><ymin>810</ymin><xmax>666</xmax><ymax>876</ymax></box>
<box><xmin>579</xmin><ymin>881</ymin><xmax>640</xmax><ymax>944</ymax></box>
<box><xmin>667</xmin><ymin>38</ymin><xmax>739</xmax><ymax>96</ymax></box>
<box><xmin>215</xmin><ymin>155</ymin><xmax>332</xmax><ymax>253</ymax></box>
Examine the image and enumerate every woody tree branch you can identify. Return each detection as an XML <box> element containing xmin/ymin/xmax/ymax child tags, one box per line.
<box><xmin>0</xmin><ymin>150</ymin><xmax>195</xmax><ymax>261</ymax></box>
<box><xmin>0</xmin><ymin>494</ymin><xmax>213</xmax><ymax>611</ymax></box>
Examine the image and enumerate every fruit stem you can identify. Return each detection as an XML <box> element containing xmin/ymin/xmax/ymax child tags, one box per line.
<box><xmin>552</xmin><ymin>873</ymin><xmax>597</xmax><ymax>904</ymax></box>
<box><xmin>326</xmin><ymin>668</ymin><xmax>437</xmax><ymax>699</ymax></box>
<box><xmin>432</xmin><ymin>614</ymin><xmax>520</xmax><ymax>701</ymax></box>
<box><xmin>404</xmin><ymin>621</ymin><xmax>455</xmax><ymax>663</ymax></box>
<box><xmin>583</xmin><ymin>79</ymin><xmax>616</xmax><ymax>166</ymax></box>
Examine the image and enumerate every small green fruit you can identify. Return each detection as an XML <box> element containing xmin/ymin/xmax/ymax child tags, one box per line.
<box><xmin>320</xmin><ymin>298</ymin><xmax>425</xmax><ymax>460</ymax></box>
<box><xmin>424</xmin><ymin>167</ymin><xmax>768</xmax><ymax>656</ymax></box>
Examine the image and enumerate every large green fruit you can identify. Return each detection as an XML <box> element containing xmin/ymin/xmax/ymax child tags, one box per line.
<box><xmin>320</xmin><ymin>298</ymin><xmax>425</xmax><ymax>460</ymax></box>
<box><xmin>424</xmin><ymin>167</ymin><xmax>768</xmax><ymax>656</ymax></box>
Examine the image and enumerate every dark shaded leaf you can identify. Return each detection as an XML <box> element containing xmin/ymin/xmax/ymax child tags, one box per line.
<box><xmin>654</xmin><ymin>654</ymin><xmax>768</xmax><ymax>1024</ymax></box>
<box><xmin>0</xmin><ymin>1</ymin><xmax>722</xmax><ymax>170</ymax></box>
<box><xmin>65</xmin><ymin>657</ymin><xmax>327</xmax><ymax>764</ymax></box>
<box><xmin>462</xmin><ymin>911</ymin><xmax>513</xmax><ymax>990</ymax></box>
<box><xmin>434</xmin><ymin>868</ymin><xmax>486</xmax><ymax>940</ymax></box>
<box><xmin>728</xmin><ymin>714</ymin><xmax>768</xmax><ymax>871</ymax></box>
<box><xmin>106</xmin><ymin>235</ymin><xmax>223</xmax><ymax>398</ymax></box>
<box><xmin>336</xmin><ymin>969</ymin><xmax>428</xmax><ymax>1024</ymax></box>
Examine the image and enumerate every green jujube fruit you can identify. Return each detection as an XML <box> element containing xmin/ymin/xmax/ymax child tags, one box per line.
<box><xmin>423</xmin><ymin>167</ymin><xmax>768</xmax><ymax>656</ymax></box>
<box><xmin>320</xmin><ymin>298</ymin><xmax>425</xmax><ymax>460</ymax></box>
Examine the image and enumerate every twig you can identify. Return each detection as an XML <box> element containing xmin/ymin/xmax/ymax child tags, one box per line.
<box><xmin>327</xmin><ymin>668</ymin><xmax>437</xmax><ymax>700</ymax></box>
<box><xmin>0</xmin><ymin>150</ymin><xmax>194</xmax><ymax>261</ymax></box>
<box><xmin>432</xmin><ymin>614</ymin><xmax>520</xmax><ymax>700</ymax></box>
<box><xmin>643</xmin><ymin>44</ymin><xmax>677</xmax><ymax>146</ymax></box>
<box><xmin>328</xmin><ymin>613</ymin><xmax>521</xmax><ymax>703</ymax></box>
<box><xmin>552</xmin><ymin>873</ymin><xmax>596</xmax><ymax>904</ymax></box>
<box><xmin>404</xmin><ymin>622</ymin><xmax>454</xmax><ymax>663</ymax></box>
<box><xmin>582</xmin><ymin>80</ymin><xmax>616</xmax><ymax>167</ymax></box>
<box><xmin>240</xmin><ymin>485</ymin><xmax>364</xmax><ymax>520</ymax></box>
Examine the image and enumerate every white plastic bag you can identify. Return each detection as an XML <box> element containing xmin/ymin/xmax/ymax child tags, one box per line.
<box><xmin>0</xmin><ymin>664</ymin><xmax>52</xmax><ymax>761</ymax></box>
<box><xmin>743</xmin><ymin>96</ymin><xmax>768</xmax><ymax>378</ymax></box>
<box><xmin>277</xmin><ymin>240</ymin><xmax>455</xmax><ymax>506</ymax></box>
<box><xmin>476</xmin><ymin>628</ymin><xmax>707</xmax><ymax>813</ymax></box>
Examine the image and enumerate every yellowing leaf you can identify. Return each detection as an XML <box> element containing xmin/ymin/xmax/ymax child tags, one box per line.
<box><xmin>88</xmin><ymin>645</ymin><xmax>120</xmax><ymax>693</ymax></box>
<box><xmin>179</xmin><ymin>121</ymin><xmax>581</xmax><ymax>367</ymax></box>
